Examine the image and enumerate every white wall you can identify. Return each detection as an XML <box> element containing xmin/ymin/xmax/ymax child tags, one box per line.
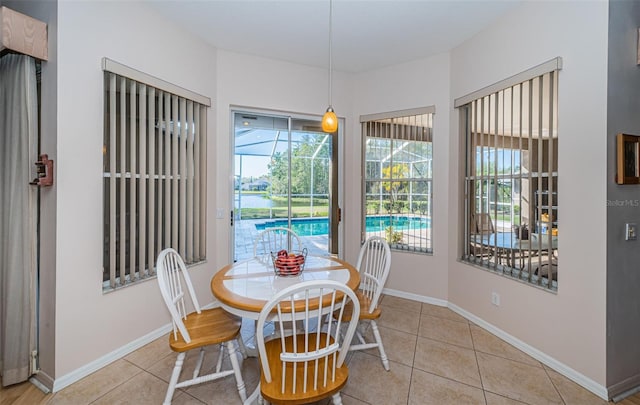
<box><xmin>51</xmin><ymin>0</ymin><xmax>610</xmax><ymax>394</ymax></box>
<box><xmin>448</xmin><ymin>1</ymin><xmax>608</xmax><ymax>387</ymax></box>
<box><xmin>214</xmin><ymin>50</ymin><xmax>354</xmax><ymax>268</ymax></box>
<box><xmin>352</xmin><ymin>53</ymin><xmax>451</xmax><ymax>300</ymax></box>
<box><xmin>55</xmin><ymin>0</ymin><xmax>219</xmax><ymax>377</ymax></box>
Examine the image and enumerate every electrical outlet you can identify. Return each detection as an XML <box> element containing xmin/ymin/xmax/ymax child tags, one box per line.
<box><xmin>625</xmin><ymin>223</ymin><xmax>637</xmax><ymax>241</ymax></box>
<box><xmin>491</xmin><ymin>292</ymin><xmax>500</xmax><ymax>306</ymax></box>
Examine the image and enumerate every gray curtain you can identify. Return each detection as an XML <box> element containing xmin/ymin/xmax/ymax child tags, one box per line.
<box><xmin>0</xmin><ymin>54</ymin><xmax>38</xmax><ymax>386</ymax></box>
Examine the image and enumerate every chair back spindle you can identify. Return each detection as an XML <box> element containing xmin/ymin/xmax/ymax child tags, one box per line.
<box><xmin>256</xmin><ymin>280</ymin><xmax>359</xmax><ymax>401</ymax></box>
<box><xmin>156</xmin><ymin>248</ymin><xmax>202</xmax><ymax>343</ymax></box>
<box><xmin>356</xmin><ymin>236</ymin><xmax>391</xmax><ymax>313</ymax></box>
<box><xmin>155</xmin><ymin>248</ymin><xmax>247</xmax><ymax>404</ymax></box>
<box><xmin>253</xmin><ymin>227</ymin><xmax>303</xmax><ymax>257</ymax></box>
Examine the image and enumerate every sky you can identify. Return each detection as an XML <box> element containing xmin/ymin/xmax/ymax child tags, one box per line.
<box><xmin>235</xmin><ymin>155</ymin><xmax>271</xmax><ymax>179</ymax></box>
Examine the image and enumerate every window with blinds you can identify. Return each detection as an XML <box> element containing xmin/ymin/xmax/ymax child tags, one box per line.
<box><xmin>361</xmin><ymin>107</ymin><xmax>434</xmax><ymax>253</ymax></box>
<box><xmin>455</xmin><ymin>58</ymin><xmax>560</xmax><ymax>291</ymax></box>
<box><xmin>102</xmin><ymin>59</ymin><xmax>209</xmax><ymax>291</ymax></box>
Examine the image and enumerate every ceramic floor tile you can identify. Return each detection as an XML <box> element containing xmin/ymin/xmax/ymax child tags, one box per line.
<box><xmin>418</xmin><ymin>314</ymin><xmax>473</xmax><ymax>348</ymax></box>
<box><xmin>146</xmin><ymin>344</ymin><xmax>236</xmax><ymax>381</ymax></box>
<box><xmin>377</xmin><ymin>305</ymin><xmax>421</xmax><ymax>335</ymax></box>
<box><xmin>477</xmin><ymin>352</ymin><xmax>563</xmax><ymax>405</ymax></box>
<box><xmin>171</xmin><ymin>392</ymin><xmax>208</xmax><ymax>404</ymax></box>
<box><xmin>12</xmin><ymin>295</ymin><xmax>623</xmax><ymax>405</ymax></box>
<box><xmin>340</xmin><ymin>393</ymin><xmax>371</xmax><ymax>405</ymax></box>
<box><xmin>357</xmin><ymin>323</ymin><xmax>418</xmax><ymax>367</ymax></box>
<box><xmin>408</xmin><ymin>368</ymin><xmax>485</xmax><ymax>405</ymax></box>
<box><xmin>413</xmin><ymin>336</ymin><xmax>482</xmax><ymax>388</ymax></box>
<box><xmin>544</xmin><ymin>365</ymin><xmax>608</xmax><ymax>405</ymax></box>
<box><xmin>144</xmin><ymin>351</ymin><xmax>185</xmax><ymax>383</ymax></box>
<box><xmin>470</xmin><ymin>324</ymin><xmax>540</xmax><ymax>367</ymax></box>
<box><xmin>91</xmin><ymin>371</ymin><xmax>169</xmax><ymax>404</ymax></box>
<box><xmin>124</xmin><ymin>333</ymin><xmax>174</xmax><ymax>369</ymax></box>
<box><xmin>47</xmin><ymin>359</ymin><xmax>142</xmax><ymax>405</ymax></box>
<box><xmin>421</xmin><ymin>303</ymin><xmax>468</xmax><ymax>323</ymax></box>
<box><xmin>342</xmin><ymin>352</ymin><xmax>412</xmax><ymax>405</ymax></box>
<box><xmin>185</xmin><ymin>372</ymin><xmax>255</xmax><ymax>405</ymax></box>
<box><xmin>380</xmin><ymin>295</ymin><xmax>423</xmax><ymax>313</ymax></box>
<box><xmin>156</xmin><ymin>342</ymin><xmax>252</xmax><ymax>380</ymax></box>
<box><xmin>484</xmin><ymin>391</ymin><xmax>530</xmax><ymax>404</ymax></box>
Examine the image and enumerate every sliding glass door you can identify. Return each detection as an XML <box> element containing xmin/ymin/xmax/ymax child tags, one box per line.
<box><xmin>232</xmin><ymin>110</ymin><xmax>339</xmax><ymax>261</ymax></box>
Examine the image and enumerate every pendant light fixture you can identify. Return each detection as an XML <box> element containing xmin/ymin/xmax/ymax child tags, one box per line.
<box><xmin>321</xmin><ymin>0</ymin><xmax>338</xmax><ymax>133</ymax></box>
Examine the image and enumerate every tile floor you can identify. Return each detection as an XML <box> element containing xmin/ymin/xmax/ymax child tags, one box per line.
<box><xmin>1</xmin><ymin>295</ymin><xmax>623</xmax><ymax>404</ymax></box>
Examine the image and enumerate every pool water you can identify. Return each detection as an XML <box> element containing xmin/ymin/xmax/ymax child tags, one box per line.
<box><xmin>255</xmin><ymin>216</ymin><xmax>431</xmax><ymax>237</ymax></box>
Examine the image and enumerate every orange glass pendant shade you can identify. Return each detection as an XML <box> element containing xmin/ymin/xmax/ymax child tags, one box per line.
<box><xmin>321</xmin><ymin>107</ymin><xmax>338</xmax><ymax>133</ymax></box>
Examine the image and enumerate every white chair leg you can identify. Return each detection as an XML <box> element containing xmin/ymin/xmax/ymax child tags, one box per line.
<box><xmin>237</xmin><ymin>336</ymin><xmax>248</xmax><ymax>359</ymax></box>
<box><xmin>215</xmin><ymin>344</ymin><xmax>224</xmax><ymax>373</ymax></box>
<box><xmin>193</xmin><ymin>348</ymin><xmax>205</xmax><ymax>378</ymax></box>
<box><xmin>370</xmin><ymin>320</ymin><xmax>389</xmax><ymax>371</ymax></box>
<box><xmin>226</xmin><ymin>340</ymin><xmax>247</xmax><ymax>402</ymax></box>
<box><xmin>331</xmin><ymin>392</ymin><xmax>343</xmax><ymax>405</ymax></box>
<box><xmin>243</xmin><ymin>383</ymin><xmax>261</xmax><ymax>405</ymax></box>
<box><xmin>164</xmin><ymin>352</ymin><xmax>185</xmax><ymax>405</ymax></box>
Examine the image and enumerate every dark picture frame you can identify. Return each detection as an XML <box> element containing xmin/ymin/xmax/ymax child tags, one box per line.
<box><xmin>616</xmin><ymin>133</ymin><xmax>640</xmax><ymax>184</ymax></box>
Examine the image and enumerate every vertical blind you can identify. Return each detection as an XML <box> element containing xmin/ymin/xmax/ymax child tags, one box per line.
<box><xmin>361</xmin><ymin>107</ymin><xmax>434</xmax><ymax>253</ymax></box>
<box><xmin>456</xmin><ymin>58</ymin><xmax>560</xmax><ymax>290</ymax></box>
<box><xmin>102</xmin><ymin>59</ymin><xmax>209</xmax><ymax>290</ymax></box>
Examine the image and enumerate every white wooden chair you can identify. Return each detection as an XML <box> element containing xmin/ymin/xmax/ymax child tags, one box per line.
<box><xmin>156</xmin><ymin>248</ymin><xmax>247</xmax><ymax>405</ymax></box>
<box><xmin>252</xmin><ymin>227</ymin><xmax>303</xmax><ymax>257</ymax></box>
<box><xmin>250</xmin><ymin>280</ymin><xmax>360</xmax><ymax>405</ymax></box>
<box><xmin>343</xmin><ymin>236</ymin><xmax>391</xmax><ymax>371</ymax></box>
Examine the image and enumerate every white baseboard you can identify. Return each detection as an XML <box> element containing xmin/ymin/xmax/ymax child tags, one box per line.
<box><xmin>49</xmin><ymin>302</ymin><xmax>225</xmax><ymax>393</ymax></box>
<box><xmin>382</xmin><ymin>288</ymin><xmax>448</xmax><ymax>307</ymax></box>
<box><xmin>51</xmin><ymin>323</ymin><xmax>173</xmax><ymax>393</ymax></box>
<box><xmin>382</xmin><ymin>288</ymin><xmax>608</xmax><ymax>400</ymax></box>
<box><xmin>448</xmin><ymin>303</ymin><xmax>609</xmax><ymax>401</ymax></box>
<box><xmin>47</xmin><ymin>295</ymin><xmax>609</xmax><ymax>401</ymax></box>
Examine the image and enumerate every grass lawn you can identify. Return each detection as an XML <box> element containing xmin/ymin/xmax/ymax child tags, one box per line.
<box><xmin>236</xmin><ymin>192</ymin><xmax>329</xmax><ymax>219</ymax></box>
<box><xmin>238</xmin><ymin>206</ymin><xmax>329</xmax><ymax>219</ymax></box>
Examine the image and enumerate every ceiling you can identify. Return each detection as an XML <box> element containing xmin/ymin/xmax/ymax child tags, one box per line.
<box><xmin>148</xmin><ymin>0</ymin><xmax>521</xmax><ymax>73</ymax></box>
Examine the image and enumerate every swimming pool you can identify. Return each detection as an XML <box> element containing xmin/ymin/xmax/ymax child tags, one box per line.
<box><xmin>255</xmin><ymin>216</ymin><xmax>431</xmax><ymax>237</ymax></box>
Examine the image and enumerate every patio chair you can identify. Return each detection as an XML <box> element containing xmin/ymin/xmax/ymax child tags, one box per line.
<box><xmin>471</xmin><ymin>212</ymin><xmax>495</xmax><ymax>234</ymax></box>
<box><xmin>469</xmin><ymin>213</ymin><xmax>497</xmax><ymax>260</ymax></box>
<box><xmin>533</xmin><ymin>250</ymin><xmax>558</xmax><ymax>281</ymax></box>
<box><xmin>341</xmin><ymin>236</ymin><xmax>391</xmax><ymax>371</ymax></box>
<box><xmin>250</xmin><ymin>280</ymin><xmax>360</xmax><ymax>405</ymax></box>
<box><xmin>252</xmin><ymin>226</ymin><xmax>303</xmax><ymax>257</ymax></box>
<box><xmin>156</xmin><ymin>248</ymin><xmax>247</xmax><ymax>405</ymax></box>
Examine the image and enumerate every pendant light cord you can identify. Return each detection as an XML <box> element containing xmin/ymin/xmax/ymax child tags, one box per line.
<box><xmin>328</xmin><ymin>0</ymin><xmax>333</xmax><ymax>108</ymax></box>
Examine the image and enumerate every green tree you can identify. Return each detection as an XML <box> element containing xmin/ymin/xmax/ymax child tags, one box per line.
<box><xmin>268</xmin><ymin>134</ymin><xmax>331</xmax><ymax>196</ymax></box>
<box><xmin>381</xmin><ymin>163</ymin><xmax>409</xmax><ymax>213</ymax></box>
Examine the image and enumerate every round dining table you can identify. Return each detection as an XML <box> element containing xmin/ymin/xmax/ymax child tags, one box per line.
<box><xmin>211</xmin><ymin>254</ymin><xmax>360</xmax><ymax>320</ymax></box>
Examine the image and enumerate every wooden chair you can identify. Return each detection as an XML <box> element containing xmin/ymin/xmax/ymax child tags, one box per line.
<box><xmin>156</xmin><ymin>248</ymin><xmax>247</xmax><ymax>405</ymax></box>
<box><xmin>252</xmin><ymin>280</ymin><xmax>360</xmax><ymax>405</ymax></box>
<box><xmin>342</xmin><ymin>236</ymin><xmax>392</xmax><ymax>371</ymax></box>
<box><xmin>253</xmin><ymin>227</ymin><xmax>303</xmax><ymax>257</ymax></box>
